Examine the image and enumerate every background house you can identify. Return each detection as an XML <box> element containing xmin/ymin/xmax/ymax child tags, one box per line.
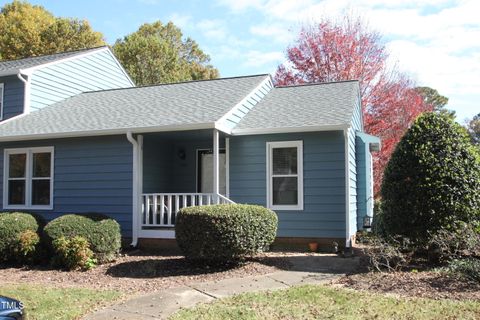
<box><xmin>0</xmin><ymin>49</ymin><xmax>379</xmax><ymax>249</ymax></box>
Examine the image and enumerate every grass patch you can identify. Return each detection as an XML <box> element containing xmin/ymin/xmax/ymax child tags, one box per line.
<box><xmin>0</xmin><ymin>284</ymin><xmax>121</xmax><ymax>320</ymax></box>
<box><xmin>171</xmin><ymin>285</ymin><xmax>480</xmax><ymax>320</ymax></box>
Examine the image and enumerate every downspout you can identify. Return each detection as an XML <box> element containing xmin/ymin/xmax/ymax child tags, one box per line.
<box><xmin>344</xmin><ymin>128</ymin><xmax>351</xmax><ymax>249</ymax></box>
<box><xmin>16</xmin><ymin>72</ymin><xmax>31</xmax><ymax>114</ymax></box>
<box><xmin>127</xmin><ymin>132</ymin><xmax>139</xmax><ymax>247</ymax></box>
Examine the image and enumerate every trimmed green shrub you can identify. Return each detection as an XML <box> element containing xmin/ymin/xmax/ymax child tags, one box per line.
<box><xmin>175</xmin><ymin>204</ymin><xmax>278</xmax><ymax>263</ymax></box>
<box><xmin>52</xmin><ymin>236</ymin><xmax>96</xmax><ymax>270</ymax></box>
<box><xmin>381</xmin><ymin>112</ymin><xmax>480</xmax><ymax>244</ymax></box>
<box><xmin>0</xmin><ymin>212</ymin><xmax>42</xmax><ymax>263</ymax></box>
<box><xmin>44</xmin><ymin>213</ymin><xmax>121</xmax><ymax>263</ymax></box>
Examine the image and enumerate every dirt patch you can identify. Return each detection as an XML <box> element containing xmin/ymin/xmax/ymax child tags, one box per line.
<box><xmin>334</xmin><ymin>271</ymin><xmax>480</xmax><ymax>301</ymax></box>
<box><xmin>0</xmin><ymin>251</ymin><xmax>291</xmax><ymax>294</ymax></box>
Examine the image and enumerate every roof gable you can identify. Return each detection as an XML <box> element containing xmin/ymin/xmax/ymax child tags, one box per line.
<box><xmin>0</xmin><ymin>75</ymin><xmax>270</xmax><ymax>141</ymax></box>
<box><xmin>0</xmin><ymin>76</ymin><xmax>361</xmax><ymax>141</ymax></box>
<box><xmin>0</xmin><ymin>46</ymin><xmax>117</xmax><ymax>76</ymax></box>
<box><xmin>232</xmin><ymin>80</ymin><xmax>360</xmax><ymax>134</ymax></box>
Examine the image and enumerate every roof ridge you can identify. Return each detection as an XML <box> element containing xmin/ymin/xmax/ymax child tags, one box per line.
<box><xmin>81</xmin><ymin>74</ymin><xmax>271</xmax><ymax>94</ymax></box>
<box><xmin>0</xmin><ymin>46</ymin><xmax>108</xmax><ymax>64</ymax></box>
<box><xmin>275</xmin><ymin>79</ymin><xmax>359</xmax><ymax>88</ymax></box>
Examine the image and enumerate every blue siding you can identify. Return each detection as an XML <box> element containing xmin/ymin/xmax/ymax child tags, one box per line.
<box><xmin>356</xmin><ymin>137</ymin><xmax>368</xmax><ymax>229</ymax></box>
<box><xmin>0</xmin><ymin>135</ymin><xmax>133</xmax><ymax>236</ymax></box>
<box><xmin>142</xmin><ymin>133</ymin><xmax>224</xmax><ymax>193</ymax></box>
<box><xmin>355</xmin><ymin>132</ymin><xmax>378</xmax><ymax>230</ymax></box>
<box><xmin>347</xmin><ymin>127</ymin><xmax>357</xmax><ymax>238</ymax></box>
<box><xmin>229</xmin><ymin>131</ymin><xmax>346</xmax><ymax>239</ymax></box>
<box><xmin>30</xmin><ymin>49</ymin><xmax>133</xmax><ymax>111</ymax></box>
<box><xmin>0</xmin><ymin>75</ymin><xmax>25</xmax><ymax>120</ymax></box>
<box><xmin>347</xmin><ymin>99</ymin><xmax>363</xmax><ymax>238</ymax></box>
<box><xmin>143</xmin><ymin>139</ymin><xmax>173</xmax><ymax>193</ymax></box>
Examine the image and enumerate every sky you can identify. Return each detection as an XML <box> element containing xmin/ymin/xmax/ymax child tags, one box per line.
<box><xmin>2</xmin><ymin>0</ymin><xmax>479</xmax><ymax>121</ymax></box>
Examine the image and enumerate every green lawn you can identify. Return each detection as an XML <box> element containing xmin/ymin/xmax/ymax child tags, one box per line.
<box><xmin>0</xmin><ymin>284</ymin><xmax>122</xmax><ymax>320</ymax></box>
<box><xmin>171</xmin><ymin>285</ymin><xmax>480</xmax><ymax>320</ymax></box>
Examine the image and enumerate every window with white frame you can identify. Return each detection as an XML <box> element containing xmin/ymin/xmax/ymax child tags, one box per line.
<box><xmin>267</xmin><ymin>141</ymin><xmax>303</xmax><ymax>210</ymax></box>
<box><xmin>4</xmin><ymin>147</ymin><xmax>54</xmax><ymax>209</ymax></box>
<box><xmin>0</xmin><ymin>83</ymin><xmax>4</xmax><ymax>120</ymax></box>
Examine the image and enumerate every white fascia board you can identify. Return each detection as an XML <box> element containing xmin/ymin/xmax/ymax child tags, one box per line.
<box><xmin>231</xmin><ymin>124</ymin><xmax>350</xmax><ymax>135</ymax></box>
<box><xmin>0</xmin><ymin>122</ymin><xmax>216</xmax><ymax>142</ymax></box>
<box><xmin>214</xmin><ymin>122</ymin><xmax>235</xmax><ymax>135</ymax></box>
<box><xmin>0</xmin><ymin>70</ymin><xmax>20</xmax><ymax>77</ymax></box>
<box><xmin>20</xmin><ymin>47</ymin><xmax>109</xmax><ymax>75</ymax></box>
<box><xmin>214</xmin><ymin>75</ymin><xmax>273</xmax><ymax>133</ymax></box>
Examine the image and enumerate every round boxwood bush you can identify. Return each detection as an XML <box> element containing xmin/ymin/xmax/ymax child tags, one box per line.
<box><xmin>381</xmin><ymin>112</ymin><xmax>480</xmax><ymax>244</ymax></box>
<box><xmin>175</xmin><ymin>204</ymin><xmax>278</xmax><ymax>263</ymax></box>
<box><xmin>44</xmin><ymin>213</ymin><xmax>121</xmax><ymax>263</ymax></box>
<box><xmin>0</xmin><ymin>212</ymin><xmax>43</xmax><ymax>263</ymax></box>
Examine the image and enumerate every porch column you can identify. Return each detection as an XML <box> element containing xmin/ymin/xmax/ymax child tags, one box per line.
<box><xmin>213</xmin><ymin>129</ymin><xmax>220</xmax><ymax>201</ymax></box>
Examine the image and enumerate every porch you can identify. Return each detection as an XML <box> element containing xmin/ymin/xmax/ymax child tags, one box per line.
<box><xmin>135</xmin><ymin>129</ymin><xmax>234</xmax><ymax>239</ymax></box>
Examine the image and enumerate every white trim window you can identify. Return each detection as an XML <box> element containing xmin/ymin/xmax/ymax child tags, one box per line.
<box><xmin>0</xmin><ymin>83</ymin><xmax>4</xmax><ymax>120</ymax></box>
<box><xmin>266</xmin><ymin>141</ymin><xmax>303</xmax><ymax>210</ymax></box>
<box><xmin>3</xmin><ymin>147</ymin><xmax>54</xmax><ymax>210</ymax></box>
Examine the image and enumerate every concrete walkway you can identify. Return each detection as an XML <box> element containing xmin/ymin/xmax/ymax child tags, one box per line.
<box><xmin>85</xmin><ymin>254</ymin><xmax>361</xmax><ymax>320</ymax></box>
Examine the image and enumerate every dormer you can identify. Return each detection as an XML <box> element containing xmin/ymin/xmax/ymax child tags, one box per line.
<box><xmin>0</xmin><ymin>46</ymin><xmax>134</xmax><ymax>121</ymax></box>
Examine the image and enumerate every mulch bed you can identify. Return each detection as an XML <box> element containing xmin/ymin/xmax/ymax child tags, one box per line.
<box><xmin>334</xmin><ymin>271</ymin><xmax>480</xmax><ymax>301</ymax></box>
<box><xmin>0</xmin><ymin>251</ymin><xmax>292</xmax><ymax>294</ymax></box>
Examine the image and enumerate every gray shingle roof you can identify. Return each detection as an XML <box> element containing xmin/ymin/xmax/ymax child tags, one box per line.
<box><xmin>233</xmin><ymin>80</ymin><xmax>359</xmax><ymax>131</ymax></box>
<box><xmin>0</xmin><ymin>75</ymin><xmax>269</xmax><ymax>140</ymax></box>
<box><xmin>0</xmin><ymin>46</ymin><xmax>108</xmax><ymax>75</ymax></box>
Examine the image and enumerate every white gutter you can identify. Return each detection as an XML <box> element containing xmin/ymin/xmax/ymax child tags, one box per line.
<box><xmin>126</xmin><ymin>131</ymin><xmax>140</xmax><ymax>247</ymax></box>
<box><xmin>232</xmin><ymin>124</ymin><xmax>350</xmax><ymax>136</ymax></box>
<box><xmin>0</xmin><ymin>123</ymin><xmax>218</xmax><ymax>142</ymax></box>
<box><xmin>16</xmin><ymin>72</ymin><xmax>31</xmax><ymax>114</ymax></box>
<box><xmin>344</xmin><ymin>128</ymin><xmax>351</xmax><ymax>249</ymax></box>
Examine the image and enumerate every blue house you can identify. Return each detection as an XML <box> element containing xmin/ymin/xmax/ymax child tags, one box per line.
<box><xmin>0</xmin><ymin>47</ymin><xmax>379</xmax><ymax>249</ymax></box>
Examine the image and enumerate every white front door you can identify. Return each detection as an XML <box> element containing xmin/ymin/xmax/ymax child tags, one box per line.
<box><xmin>198</xmin><ymin>150</ymin><xmax>226</xmax><ymax>195</ymax></box>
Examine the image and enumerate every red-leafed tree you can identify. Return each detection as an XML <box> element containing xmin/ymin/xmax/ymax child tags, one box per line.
<box><xmin>275</xmin><ymin>16</ymin><xmax>433</xmax><ymax>196</ymax></box>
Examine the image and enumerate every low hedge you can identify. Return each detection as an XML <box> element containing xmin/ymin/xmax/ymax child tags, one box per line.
<box><xmin>44</xmin><ymin>213</ymin><xmax>121</xmax><ymax>263</ymax></box>
<box><xmin>52</xmin><ymin>236</ymin><xmax>97</xmax><ymax>271</ymax></box>
<box><xmin>175</xmin><ymin>204</ymin><xmax>278</xmax><ymax>263</ymax></box>
<box><xmin>0</xmin><ymin>212</ymin><xmax>43</xmax><ymax>263</ymax></box>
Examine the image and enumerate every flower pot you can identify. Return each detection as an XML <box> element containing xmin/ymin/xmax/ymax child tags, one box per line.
<box><xmin>308</xmin><ymin>242</ymin><xmax>318</xmax><ymax>252</ymax></box>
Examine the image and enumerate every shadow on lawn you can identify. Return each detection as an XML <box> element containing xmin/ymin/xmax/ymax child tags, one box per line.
<box><xmin>106</xmin><ymin>251</ymin><xmax>364</xmax><ymax>279</ymax></box>
<box><xmin>106</xmin><ymin>257</ymin><xmax>235</xmax><ymax>278</ymax></box>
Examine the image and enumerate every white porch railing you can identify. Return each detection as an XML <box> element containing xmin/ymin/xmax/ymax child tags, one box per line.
<box><xmin>141</xmin><ymin>193</ymin><xmax>235</xmax><ymax>228</ymax></box>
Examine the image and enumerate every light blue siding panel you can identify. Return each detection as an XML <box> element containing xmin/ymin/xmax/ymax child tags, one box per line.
<box><xmin>355</xmin><ymin>131</ymin><xmax>379</xmax><ymax>230</ymax></box>
<box><xmin>345</xmin><ymin>98</ymin><xmax>363</xmax><ymax>239</ymax></box>
<box><xmin>356</xmin><ymin>136</ymin><xmax>368</xmax><ymax>229</ymax></box>
<box><xmin>348</xmin><ymin>127</ymin><xmax>358</xmax><ymax>238</ymax></box>
<box><xmin>229</xmin><ymin>131</ymin><xmax>346</xmax><ymax>239</ymax></box>
<box><xmin>1</xmin><ymin>75</ymin><xmax>25</xmax><ymax>120</ymax></box>
<box><xmin>0</xmin><ymin>135</ymin><xmax>133</xmax><ymax>237</ymax></box>
<box><xmin>30</xmin><ymin>49</ymin><xmax>133</xmax><ymax>111</ymax></box>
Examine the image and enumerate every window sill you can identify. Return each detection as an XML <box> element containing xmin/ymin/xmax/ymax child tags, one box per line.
<box><xmin>269</xmin><ymin>205</ymin><xmax>304</xmax><ymax>211</ymax></box>
<box><xmin>3</xmin><ymin>205</ymin><xmax>53</xmax><ymax>211</ymax></box>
